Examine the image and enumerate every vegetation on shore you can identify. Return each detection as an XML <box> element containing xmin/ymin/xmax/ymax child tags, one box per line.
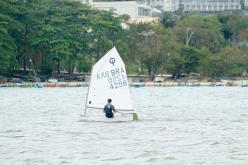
<box><xmin>0</xmin><ymin>0</ymin><xmax>248</xmax><ymax>80</ymax></box>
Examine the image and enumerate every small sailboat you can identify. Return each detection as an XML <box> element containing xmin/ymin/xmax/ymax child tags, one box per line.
<box><xmin>83</xmin><ymin>47</ymin><xmax>139</xmax><ymax>122</ymax></box>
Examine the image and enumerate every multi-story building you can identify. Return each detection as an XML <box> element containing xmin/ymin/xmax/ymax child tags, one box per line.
<box><xmin>92</xmin><ymin>1</ymin><xmax>153</xmax><ymax>17</ymax></box>
<box><xmin>81</xmin><ymin>0</ymin><xmax>245</xmax><ymax>23</ymax></box>
<box><xmin>80</xmin><ymin>0</ymin><xmax>93</xmax><ymax>4</ymax></box>
<box><xmin>139</xmin><ymin>0</ymin><xmax>242</xmax><ymax>12</ymax></box>
<box><xmin>163</xmin><ymin>0</ymin><xmax>179</xmax><ymax>11</ymax></box>
<box><xmin>91</xmin><ymin>1</ymin><xmax>161</xmax><ymax>24</ymax></box>
<box><xmin>178</xmin><ymin>0</ymin><xmax>241</xmax><ymax>12</ymax></box>
<box><xmin>245</xmin><ymin>0</ymin><xmax>248</xmax><ymax>8</ymax></box>
<box><xmin>138</xmin><ymin>0</ymin><xmax>171</xmax><ymax>11</ymax></box>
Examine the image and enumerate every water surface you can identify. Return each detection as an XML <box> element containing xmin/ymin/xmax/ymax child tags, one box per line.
<box><xmin>0</xmin><ymin>87</ymin><xmax>248</xmax><ymax>165</ymax></box>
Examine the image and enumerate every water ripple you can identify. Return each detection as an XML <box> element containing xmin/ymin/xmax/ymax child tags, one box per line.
<box><xmin>0</xmin><ymin>87</ymin><xmax>248</xmax><ymax>165</ymax></box>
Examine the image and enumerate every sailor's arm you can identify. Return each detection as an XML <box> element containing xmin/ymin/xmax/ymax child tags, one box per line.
<box><xmin>103</xmin><ymin>105</ymin><xmax>107</xmax><ymax>113</ymax></box>
<box><xmin>112</xmin><ymin>105</ymin><xmax>116</xmax><ymax>113</ymax></box>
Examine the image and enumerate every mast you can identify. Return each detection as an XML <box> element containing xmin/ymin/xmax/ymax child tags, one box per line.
<box><xmin>84</xmin><ymin>85</ymin><xmax>89</xmax><ymax>117</ymax></box>
<box><xmin>84</xmin><ymin>67</ymin><xmax>93</xmax><ymax>117</ymax></box>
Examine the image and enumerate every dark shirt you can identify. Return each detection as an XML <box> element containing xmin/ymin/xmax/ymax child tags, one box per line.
<box><xmin>103</xmin><ymin>103</ymin><xmax>116</xmax><ymax>113</ymax></box>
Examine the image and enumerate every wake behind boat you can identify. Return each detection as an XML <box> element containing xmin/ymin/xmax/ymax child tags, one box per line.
<box><xmin>83</xmin><ymin>47</ymin><xmax>139</xmax><ymax>122</ymax></box>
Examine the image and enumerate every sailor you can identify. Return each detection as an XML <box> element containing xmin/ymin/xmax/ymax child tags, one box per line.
<box><xmin>103</xmin><ymin>99</ymin><xmax>116</xmax><ymax>118</ymax></box>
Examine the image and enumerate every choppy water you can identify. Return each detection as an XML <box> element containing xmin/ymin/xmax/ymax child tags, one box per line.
<box><xmin>0</xmin><ymin>87</ymin><xmax>248</xmax><ymax>165</ymax></box>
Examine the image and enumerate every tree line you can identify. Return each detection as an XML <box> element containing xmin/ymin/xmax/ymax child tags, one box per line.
<box><xmin>1</xmin><ymin>0</ymin><xmax>248</xmax><ymax>80</ymax></box>
<box><xmin>0</xmin><ymin>0</ymin><xmax>123</xmax><ymax>78</ymax></box>
<box><xmin>125</xmin><ymin>12</ymin><xmax>248</xmax><ymax>79</ymax></box>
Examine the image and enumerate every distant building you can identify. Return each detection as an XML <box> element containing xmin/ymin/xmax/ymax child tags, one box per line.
<box><xmin>82</xmin><ymin>0</ymin><xmax>245</xmax><ymax>12</ymax></box>
<box><xmin>178</xmin><ymin>0</ymin><xmax>241</xmax><ymax>12</ymax></box>
<box><xmin>79</xmin><ymin>0</ymin><xmax>93</xmax><ymax>5</ymax></box>
<box><xmin>164</xmin><ymin>0</ymin><xmax>179</xmax><ymax>11</ymax></box>
<box><xmin>92</xmin><ymin>1</ymin><xmax>153</xmax><ymax>17</ymax></box>
<box><xmin>245</xmin><ymin>0</ymin><xmax>248</xmax><ymax>8</ymax></box>
<box><xmin>90</xmin><ymin>1</ymin><xmax>160</xmax><ymax>24</ymax></box>
<box><xmin>127</xmin><ymin>16</ymin><xmax>159</xmax><ymax>24</ymax></box>
<box><xmin>138</xmin><ymin>0</ymin><xmax>178</xmax><ymax>11</ymax></box>
<box><xmin>138</xmin><ymin>0</ymin><xmax>242</xmax><ymax>12</ymax></box>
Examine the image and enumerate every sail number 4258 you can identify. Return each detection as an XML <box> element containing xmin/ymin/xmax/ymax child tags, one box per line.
<box><xmin>110</xmin><ymin>80</ymin><xmax>127</xmax><ymax>89</ymax></box>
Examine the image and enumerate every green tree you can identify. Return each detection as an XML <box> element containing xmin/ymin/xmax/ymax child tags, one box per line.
<box><xmin>160</xmin><ymin>12</ymin><xmax>180</xmax><ymax>28</ymax></box>
<box><xmin>208</xmin><ymin>47</ymin><xmax>246</xmax><ymax>77</ymax></box>
<box><xmin>126</xmin><ymin>23</ymin><xmax>179</xmax><ymax>79</ymax></box>
<box><xmin>180</xmin><ymin>46</ymin><xmax>202</xmax><ymax>74</ymax></box>
<box><xmin>174</xmin><ymin>15</ymin><xmax>225</xmax><ymax>52</ymax></box>
<box><xmin>0</xmin><ymin>25</ymin><xmax>16</xmax><ymax>75</ymax></box>
<box><xmin>89</xmin><ymin>10</ymin><xmax>124</xmax><ymax>60</ymax></box>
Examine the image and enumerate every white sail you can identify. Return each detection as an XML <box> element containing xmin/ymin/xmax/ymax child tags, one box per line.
<box><xmin>86</xmin><ymin>47</ymin><xmax>133</xmax><ymax>111</ymax></box>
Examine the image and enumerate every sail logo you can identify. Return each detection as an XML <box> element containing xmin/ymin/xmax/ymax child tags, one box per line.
<box><xmin>109</xmin><ymin>58</ymin><xmax>116</xmax><ymax>66</ymax></box>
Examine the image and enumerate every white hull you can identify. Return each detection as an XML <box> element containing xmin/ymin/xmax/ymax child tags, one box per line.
<box><xmin>82</xmin><ymin>113</ymin><xmax>138</xmax><ymax>122</ymax></box>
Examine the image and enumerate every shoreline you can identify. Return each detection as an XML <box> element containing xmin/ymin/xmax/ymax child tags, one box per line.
<box><xmin>1</xmin><ymin>80</ymin><xmax>248</xmax><ymax>88</ymax></box>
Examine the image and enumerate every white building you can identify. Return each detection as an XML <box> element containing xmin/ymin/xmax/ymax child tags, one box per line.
<box><xmin>92</xmin><ymin>1</ymin><xmax>153</xmax><ymax>18</ymax></box>
<box><xmin>139</xmin><ymin>0</ymin><xmax>242</xmax><ymax>11</ymax></box>
<box><xmin>138</xmin><ymin>0</ymin><xmax>174</xmax><ymax>11</ymax></box>
<box><xmin>79</xmin><ymin>0</ymin><xmax>93</xmax><ymax>5</ymax></box>
<box><xmin>163</xmin><ymin>0</ymin><xmax>179</xmax><ymax>11</ymax></box>
<box><xmin>245</xmin><ymin>0</ymin><xmax>248</xmax><ymax>8</ymax></box>
<box><xmin>178</xmin><ymin>0</ymin><xmax>241</xmax><ymax>12</ymax></box>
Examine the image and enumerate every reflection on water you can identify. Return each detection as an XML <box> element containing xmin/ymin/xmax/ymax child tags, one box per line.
<box><xmin>0</xmin><ymin>87</ymin><xmax>248</xmax><ymax>165</ymax></box>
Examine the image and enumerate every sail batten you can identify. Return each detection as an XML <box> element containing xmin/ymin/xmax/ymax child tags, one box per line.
<box><xmin>86</xmin><ymin>106</ymin><xmax>134</xmax><ymax>111</ymax></box>
<box><xmin>86</xmin><ymin>47</ymin><xmax>133</xmax><ymax>112</ymax></box>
